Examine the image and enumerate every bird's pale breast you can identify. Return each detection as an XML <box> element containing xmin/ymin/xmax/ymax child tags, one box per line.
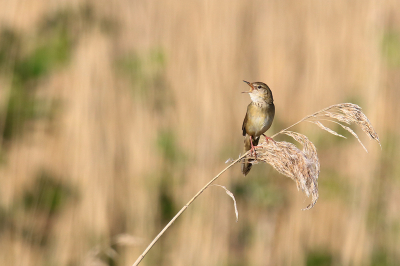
<box><xmin>245</xmin><ymin>103</ymin><xmax>275</xmax><ymax>137</ymax></box>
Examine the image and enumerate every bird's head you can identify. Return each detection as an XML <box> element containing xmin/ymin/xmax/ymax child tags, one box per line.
<box><xmin>242</xmin><ymin>81</ymin><xmax>273</xmax><ymax>104</ymax></box>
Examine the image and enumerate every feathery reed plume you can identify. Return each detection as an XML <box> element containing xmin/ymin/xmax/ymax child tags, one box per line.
<box><xmin>131</xmin><ymin>103</ymin><xmax>380</xmax><ymax>266</ymax></box>
<box><xmin>247</xmin><ymin>103</ymin><xmax>380</xmax><ymax>210</ymax></box>
<box><xmin>249</xmin><ymin>131</ymin><xmax>319</xmax><ymax>210</ymax></box>
<box><xmin>271</xmin><ymin>103</ymin><xmax>381</xmax><ymax>150</ymax></box>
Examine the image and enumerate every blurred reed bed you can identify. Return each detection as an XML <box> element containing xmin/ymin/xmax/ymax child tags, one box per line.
<box><xmin>0</xmin><ymin>1</ymin><xmax>399</xmax><ymax>266</ymax></box>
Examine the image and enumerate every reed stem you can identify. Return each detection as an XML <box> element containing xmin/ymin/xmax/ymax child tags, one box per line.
<box><xmin>132</xmin><ymin>152</ymin><xmax>249</xmax><ymax>266</ymax></box>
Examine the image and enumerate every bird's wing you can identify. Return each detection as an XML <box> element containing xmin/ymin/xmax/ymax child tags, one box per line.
<box><xmin>242</xmin><ymin>111</ymin><xmax>248</xmax><ymax>136</ymax></box>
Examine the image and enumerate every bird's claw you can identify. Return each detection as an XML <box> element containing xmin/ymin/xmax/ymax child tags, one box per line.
<box><xmin>263</xmin><ymin>134</ymin><xmax>275</xmax><ymax>144</ymax></box>
<box><xmin>250</xmin><ymin>146</ymin><xmax>257</xmax><ymax>159</ymax></box>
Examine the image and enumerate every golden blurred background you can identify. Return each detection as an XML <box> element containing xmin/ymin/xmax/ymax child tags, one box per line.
<box><xmin>0</xmin><ymin>1</ymin><xmax>399</xmax><ymax>265</ymax></box>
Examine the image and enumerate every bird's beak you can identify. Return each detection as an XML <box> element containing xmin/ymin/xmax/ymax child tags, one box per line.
<box><xmin>242</xmin><ymin>80</ymin><xmax>254</xmax><ymax>93</ymax></box>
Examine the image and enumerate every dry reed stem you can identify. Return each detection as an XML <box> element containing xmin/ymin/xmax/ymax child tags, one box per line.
<box><xmin>132</xmin><ymin>103</ymin><xmax>380</xmax><ymax>265</ymax></box>
<box><xmin>132</xmin><ymin>152</ymin><xmax>249</xmax><ymax>266</ymax></box>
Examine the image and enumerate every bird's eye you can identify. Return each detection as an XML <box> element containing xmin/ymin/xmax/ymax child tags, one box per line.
<box><xmin>257</xmin><ymin>85</ymin><xmax>262</xmax><ymax>89</ymax></box>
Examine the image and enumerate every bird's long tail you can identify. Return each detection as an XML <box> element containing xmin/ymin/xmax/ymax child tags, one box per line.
<box><xmin>241</xmin><ymin>135</ymin><xmax>259</xmax><ymax>176</ymax></box>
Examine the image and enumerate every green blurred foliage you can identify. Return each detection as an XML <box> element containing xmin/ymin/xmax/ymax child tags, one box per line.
<box><xmin>0</xmin><ymin>205</ymin><xmax>7</xmax><ymax>232</ymax></box>
<box><xmin>97</xmin><ymin>246</ymin><xmax>119</xmax><ymax>266</ymax></box>
<box><xmin>22</xmin><ymin>170</ymin><xmax>77</xmax><ymax>215</ymax></box>
<box><xmin>0</xmin><ymin>10</ymin><xmax>73</xmax><ymax>142</ymax></box>
<box><xmin>319</xmin><ymin>168</ymin><xmax>350</xmax><ymax>201</ymax></box>
<box><xmin>371</xmin><ymin>249</ymin><xmax>399</xmax><ymax>266</ymax></box>
<box><xmin>0</xmin><ymin>169</ymin><xmax>78</xmax><ymax>247</ymax></box>
<box><xmin>366</xmin><ymin>133</ymin><xmax>400</xmax><ymax>231</ymax></box>
<box><xmin>236</xmin><ymin>223</ymin><xmax>253</xmax><ymax>248</ymax></box>
<box><xmin>226</xmin><ymin>221</ymin><xmax>253</xmax><ymax>266</ymax></box>
<box><xmin>232</xmin><ymin>168</ymin><xmax>287</xmax><ymax>209</ymax></box>
<box><xmin>306</xmin><ymin>250</ymin><xmax>333</xmax><ymax>266</ymax></box>
<box><xmin>381</xmin><ymin>30</ymin><xmax>400</xmax><ymax>68</ymax></box>
<box><xmin>156</xmin><ymin>129</ymin><xmax>186</xmax><ymax>165</ymax></box>
<box><xmin>379</xmin><ymin>132</ymin><xmax>400</xmax><ymax>183</ymax></box>
<box><xmin>158</xmin><ymin>178</ymin><xmax>177</xmax><ymax>224</ymax></box>
<box><xmin>40</xmin><ymin>5</ymin><xmax>92</xmax><ymax>34</ymax></box>
<box><xmin>0</xmin><ymin>28</ymin><xmax>21</xmax><ymax>67</ymax></box>
<box><xmin>2</xmin><ymin>87</ymin><xmax>38</xmax><ymax>140</ymax></box>
<box><xmin>13</xmin><ymin>36</ymin><xmax>70</xmax><ymax>83</ymax></box>
<box><xmin>0</xmin><ymin>4</ymin><xmax>116</xmax><ymax>143</ymax></box>
<box><xmin>152</xmin><ymin>175</ymin><xmax>178</xmax><ymax>266</ymax></box>
<box><xmin>155</xmin><ymin>130</ymin><xmax>184</xmax><ymax>223</ymax></box>
<box><xmin>116</xmin><ymin>49</ymin><xmax>166</xmax><ymax>90</ymax></box>
<box><xmin>115</xmin><ymin>49</ymin><xmax>172</xmax><ymax>112</ymax></box>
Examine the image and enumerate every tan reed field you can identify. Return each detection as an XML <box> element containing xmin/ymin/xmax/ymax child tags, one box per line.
<box><xmin>0</xmin><ymin>1</ymin><xmax>399</xmax><ymax>266</ymax></box>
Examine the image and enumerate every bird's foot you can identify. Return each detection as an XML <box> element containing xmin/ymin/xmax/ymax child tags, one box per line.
<box><xmin>263</xmin><ymin>134</ymin><xmax>275</xmax><ymax>144</ymax></box>
<box><xmin>249</xmin><ymin>136</ymin><xmax>258</xmax><ymax>159</ymax></box>
<box><xmin>250</xmin><ymin>146</ymin><xmax>258</xmax><ymax>159</ymax></box>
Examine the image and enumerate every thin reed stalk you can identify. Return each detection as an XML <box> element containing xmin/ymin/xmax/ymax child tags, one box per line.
<box><xmin>132</xmin><ymin>152</ymin><xmax>249</xmax><ymax>266</ymax></box>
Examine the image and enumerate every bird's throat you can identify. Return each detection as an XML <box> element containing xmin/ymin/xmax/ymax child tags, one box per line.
<box><xmin>250</xmin><ymin>94</ymin><xmax>268</xmax><ymax>107</ymax></box>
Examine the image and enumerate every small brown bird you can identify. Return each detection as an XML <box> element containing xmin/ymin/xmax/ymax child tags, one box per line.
<box><xmin>241</xmin><ymin>81</ymin><xmax>275</xmax><ymax>176</ymax></box>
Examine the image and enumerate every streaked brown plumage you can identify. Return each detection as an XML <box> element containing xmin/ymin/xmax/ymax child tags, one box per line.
<box><xmin>241</xmin><ymin>81</ymin><xmax>275</xmax><ymax>176</ymax></box>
